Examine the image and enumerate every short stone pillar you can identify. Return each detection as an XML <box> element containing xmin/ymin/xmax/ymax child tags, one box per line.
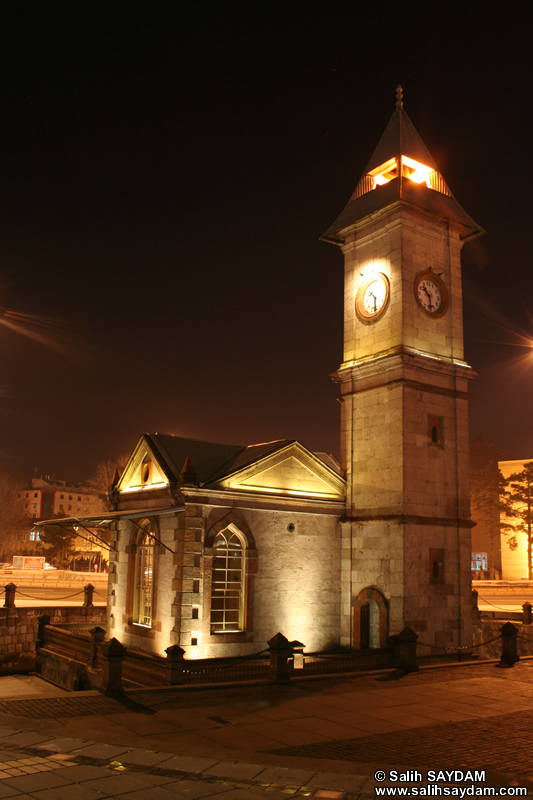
<box><xmin>472</xmin><ymin>589</ymin><xmax>479</xmax><ymax>612</ymax></box>
<box><xmin>100</xmin><ymin>637</ymin><xmax>126</xmax><ymax>695</ymax></box>
<box><xmin>88</xmin><ymin>626</ymin><xmax>106</xmax><ymax>667</ymax></box>
<box><xmin>522</xmin><ymin>602</ymin><xmax>532</xmax><ymax>625</ymax></box>
<box><xmin>165</xmin><ymin>645</ymin><xmax>186</xmax><ymax>684</ymax></box>
<box><xmin>393</xmin><ymin>627</ymin><xmax>419</xmax><ymax>672</ymax></box>
<box><xmin>500</xmin><ymin>621</ymin><xmax>519</xmax><ymax>666</ymax></box>
<box><xmin>292</xmin><ymin>641</ymin><xmax>305</xmax><ymax>671</ymax></box>
<box><xmin>37</xmin><ymin>614</ymin><xmax>51</xmax><ymax>648</ymax></box>
<box><xmin>83</xmin><ymin>584</ymin><xmax>95</xmax><ymax>607</ymax></box>
<box><xmin>3</xmin><ymin>583</ymin><xmax>16</xmax><ymax>608</ymax></box>
<box><xmin>268</xmin><ymin>632</ymin><xmax>305</xmax><ymax>683</ymax></box>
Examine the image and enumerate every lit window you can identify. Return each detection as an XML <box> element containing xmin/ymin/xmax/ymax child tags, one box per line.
<box><xmin>211</xmin><ymin>528</ymin><xmax>245</xmax><ymax>633</ymax></box>
<box><xmin>369</xmin><ymin>156</ymin><xmax>435</xmax><ymax>189</ymax></box>
<box><xmin>472</xmin><ymin>553</ymin><xmax>488</xmax><ymax>571</ymax></box>
<box><xmin>133</xmin><ymin>519</ymin><xmax>154</xmax><ymax>627</ymax></box>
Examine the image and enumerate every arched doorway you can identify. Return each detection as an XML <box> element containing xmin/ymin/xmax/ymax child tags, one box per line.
<box><xmin>352</xmin><ymin>587</ymin><xmax>388</xmax><ymax>649</ymax></box>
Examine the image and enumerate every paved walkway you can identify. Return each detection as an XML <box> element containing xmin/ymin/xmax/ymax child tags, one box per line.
<box><xmin>0</xmin><ymin>661</ymin><xmax>532</xmax><ymax>797</ymax></box>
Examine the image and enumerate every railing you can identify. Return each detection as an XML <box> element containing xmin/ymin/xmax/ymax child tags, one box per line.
<box><xmin>38</xmin><ymin>624</ymin><xmax>91</xmax><ymax>664</ymax></box>
<box><xmin>122</xmin><ymin>649</ymin><xmax>168</xmax><ymax>687</ymax></box>
<box><xmin>181</xmin><ymin>655</ymin><xmax>270</xmax><ymax>684</ymax></box>
<box><xmin>35</xmin><ymin>624</ymin><xmax>397</xmax><ymax>694</ymax></box>
<box><xmin>302</xmin><ymin>649</ymin><xmax>393</xmax><ymax>675</ymax></box>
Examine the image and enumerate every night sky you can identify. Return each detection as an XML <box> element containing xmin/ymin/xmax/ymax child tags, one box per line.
<box><xmin>1</xmin><ymin>4</ymin><xmax>532</xmax><ymax>483</ymax></box>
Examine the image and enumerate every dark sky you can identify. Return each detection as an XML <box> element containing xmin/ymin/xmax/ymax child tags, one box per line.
<box><xmin>1</xmin><ymin>3</ymin><xmax>532</xmax><ymax>482</ymax></box>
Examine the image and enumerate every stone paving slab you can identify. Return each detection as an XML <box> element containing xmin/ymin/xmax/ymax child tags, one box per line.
<box><xmin>34</xmin><ymin>737</ymin><xmax>89</xmax><ymax>753</ymax></box>
<box><xmin>0</xmin><ymin>663</ymin><xmax>532</xmax><ymax>796</ymax></box>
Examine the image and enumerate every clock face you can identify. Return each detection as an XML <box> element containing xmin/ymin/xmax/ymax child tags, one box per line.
<box><xmin>355</xmin><ymin>273</ymin><xmax>390</xmax><ymax>321</ymax></box>
<box><xmin>414</xmin><ymin>271</ymin><xmax>448</xmax><ymax>317</ymax></box>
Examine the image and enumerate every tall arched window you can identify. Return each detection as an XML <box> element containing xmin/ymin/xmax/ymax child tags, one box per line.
<box><xmin>210</xmin><ymin>528</ymin><xmax>245</xmax><ymax>633</ymax></box>
<box><xmin>133</xmin><ymin>519</ymin><xmax>154</xmax><ymax>627</ymax></box>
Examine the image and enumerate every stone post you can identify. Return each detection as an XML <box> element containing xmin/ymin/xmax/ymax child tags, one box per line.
<box><xmin>165</xmin><ymin>644</ymin><xmax>185</xmax><ymax>684</ymax></box>
<box><xmin>3</xmin><ymin>583</ymin><xmax>16</xmax><ymax>608</ymax></box>
<box><xmin>100</xmin><ymin>637</ymin><xmax>126</xmax><ymax>695</ymax></box>
<box><xmin>292</xmin><ymin>641</ymin><xmax>305</xmax><ymax>671</ymax></box>
<box><xmin>36</xmin><ymin>614</ymin><xmax>51</xmax><ymax>648</ymax></box>
<box><xmin>393</xmin><ymin>627</ymin><xmax>419</xmax><ymax>672</ymax></box>
<box><xmin>522</xmin><ymin>602</ymin><xmax>532</xmax><ymax>625</ymax></box>
<box><xmin>88</xmin><ymin>626</ymin><xmax>106</xmax><ymax>668</ymax></box>
<box><xmin>268</xmin><ymin>632</ymin><xmax>305</xmax><ymax>683</ymax></box>
<box><xmin>500</xmin><ymin>621</ymin><xmax>519</xmax><ymax>666</ymax></box>
<box><xmin>83</xmin><ymin>584</ymin><xmax>95</xmax><ymax>607</ymax></box>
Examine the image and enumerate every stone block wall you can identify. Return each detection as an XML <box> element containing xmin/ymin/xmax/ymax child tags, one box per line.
<box><xmin>473</xmin><ymin>615</ymin><xmax>533</xmax><ymax>660</ymax></box>
<box><xmin>0</xmin><ymin>605</ymin><xmax>105</xmax><ymax>674</ymax></box>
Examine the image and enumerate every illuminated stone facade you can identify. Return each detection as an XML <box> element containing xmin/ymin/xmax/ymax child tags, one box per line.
<box><xmin>51</xmin><ymin>95</ymin><xmax>482</xmax><ymax>659</ymax></box>
<box><xmin>106</xmin><ymin>436</ymin><xmax>344</xmax><ymax>658</ymax></box>
<box><xmin>324</xmin><ymin>92</ymin><xmax>483</xmax><ymax>649</ymax></box>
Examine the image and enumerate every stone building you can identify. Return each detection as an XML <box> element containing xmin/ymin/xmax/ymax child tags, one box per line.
<box><xmin>36</xmin><ymin>90</ymin><xmax>482</xmax><ymax>658</ymax></box>
<box><xmin>105</xmin><ymin>435</ymin><xmax>344</xmax><ymax>658</ymax></box>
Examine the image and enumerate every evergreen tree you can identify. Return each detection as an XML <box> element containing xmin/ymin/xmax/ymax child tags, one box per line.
<box><xmin>500</xmin><ymin>463</ymin><xmax>533</xmax><ymax>579</ymax></box>
<box><xmin>39</xmin><ymin>522</ymin><xmax>76</xmax><ymax>568</ymax></box>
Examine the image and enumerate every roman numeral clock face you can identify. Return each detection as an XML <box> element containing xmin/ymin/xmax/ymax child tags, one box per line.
<box><xmin>355</xmin><ymin>273</ymin><xmax>390</xmax><ymax>322</ymax></box>
<box><xmin>414</xmin><ymin>271</ymin><xmax>449</xmax><ymax>317</ymax></box>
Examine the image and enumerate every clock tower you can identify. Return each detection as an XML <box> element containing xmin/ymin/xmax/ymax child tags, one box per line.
<box><xmin>323</xmin><ymin>88</ymin><xmax>484</xmax><ymax>650</ymax></box>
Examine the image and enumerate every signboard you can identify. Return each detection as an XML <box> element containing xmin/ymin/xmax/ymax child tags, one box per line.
<box><xmin>12</xmin><ymin>556</ymin><xmax>46</xmax><ymax>570</ymax></box>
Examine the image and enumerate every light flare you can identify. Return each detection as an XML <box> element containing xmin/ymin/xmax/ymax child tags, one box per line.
<box><xmin>0</xmin><ymin>307</ymin><xmax>84</xmax><ymax>363</ymax></box>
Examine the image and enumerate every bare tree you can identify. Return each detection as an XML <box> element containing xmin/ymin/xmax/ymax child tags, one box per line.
<box><xmin>86</xmin><ymin>453</ymin><xmax>129</xmax><ymax>509</ymax></box>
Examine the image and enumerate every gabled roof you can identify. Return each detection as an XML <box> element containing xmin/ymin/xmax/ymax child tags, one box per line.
<box><xmin>116</xmin><ymin>433</ymin><xmax>344</xmax><ymax>499</ymax></box>
<box><xmin>145</xmin><ymin>434</ymin><xmax>303</xmax><ymax>485</ymax></box>
<box><xmin>322</xmin><ymin>90</ymin><xmax>484</xmax><ymax>244</ymax></box>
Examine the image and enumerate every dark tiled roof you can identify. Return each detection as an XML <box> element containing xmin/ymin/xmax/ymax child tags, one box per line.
<box><xmin>145</xmin><ymin>434</ymin><xmax>294</xmax><ymax>485</ymax></box>
<box><xmin>143</xmin><ymin>434</ymin><xmax>340</xmax><ymax>486</ymax></box>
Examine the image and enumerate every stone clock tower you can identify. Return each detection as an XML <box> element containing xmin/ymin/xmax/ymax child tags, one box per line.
<box><xmin>323</xmin><ymin>88</ymin><xmax>484</xmax><ymax>650</ymax></box>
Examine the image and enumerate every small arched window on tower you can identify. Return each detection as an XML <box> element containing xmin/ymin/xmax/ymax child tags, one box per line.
<box><xmin>428</xmin><ymin>415</ymin><xmax>443</xmax><ymax>447</ymax></box>
<box><xmin>210</xmin><ymin>528</ymin><xmax>245</xmax><ymax>633</ymax></box>
<box><xmin>429</xmin><ymin>548</ymin><xmax>444</xmax><ymax>585</ymax></box>
<box><xmin>133</xmin><ymin>519</ymin><xmax>155</xmax><ymax>626</ymax></box>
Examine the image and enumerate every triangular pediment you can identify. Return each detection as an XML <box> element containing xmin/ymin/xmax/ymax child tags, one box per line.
<box><xmin>116</xmin><ymin>436</ymin><xmax>170</xmax><ymax>494</ymax></box>
<box><xmin>214</xmin><ymin>442</ymin><xmax>345</xmax><ymax>499</ymax></box>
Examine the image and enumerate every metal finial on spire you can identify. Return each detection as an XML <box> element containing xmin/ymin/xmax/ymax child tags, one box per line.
<box><xmin>396</xmin><ymin>84</ymin><xmax>403</xmax><ymax>109</ymax></box>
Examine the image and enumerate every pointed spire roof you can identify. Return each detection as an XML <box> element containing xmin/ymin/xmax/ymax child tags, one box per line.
<box><xmin>322</xmin><ymin>86</ymin><xmax>484</xmax><ymax>244</ymax></box>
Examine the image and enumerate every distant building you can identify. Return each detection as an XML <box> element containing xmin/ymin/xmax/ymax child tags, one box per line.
<box><xmin>470</xmin><ymin>436</ymin><xmax>510</xmax><ymax>580</ymax></box>
<box><xmin>20</xmin><ymin>477</ymin><xmax>101</xmax><ymax>523</ymax></box>
<box><xmin>17</xmin><ymin>478</ymin><xmax>105</xmax><ymax>567</ymax></box>
<box><xmin>470</xmin><ymin>438</ymin><xmax>533</xmax><ymax>581</ymax></box>
<box><xmin>499</xmin><ymin>459</ymin><xmax>533</xmax><ymax>580</ymax></box>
